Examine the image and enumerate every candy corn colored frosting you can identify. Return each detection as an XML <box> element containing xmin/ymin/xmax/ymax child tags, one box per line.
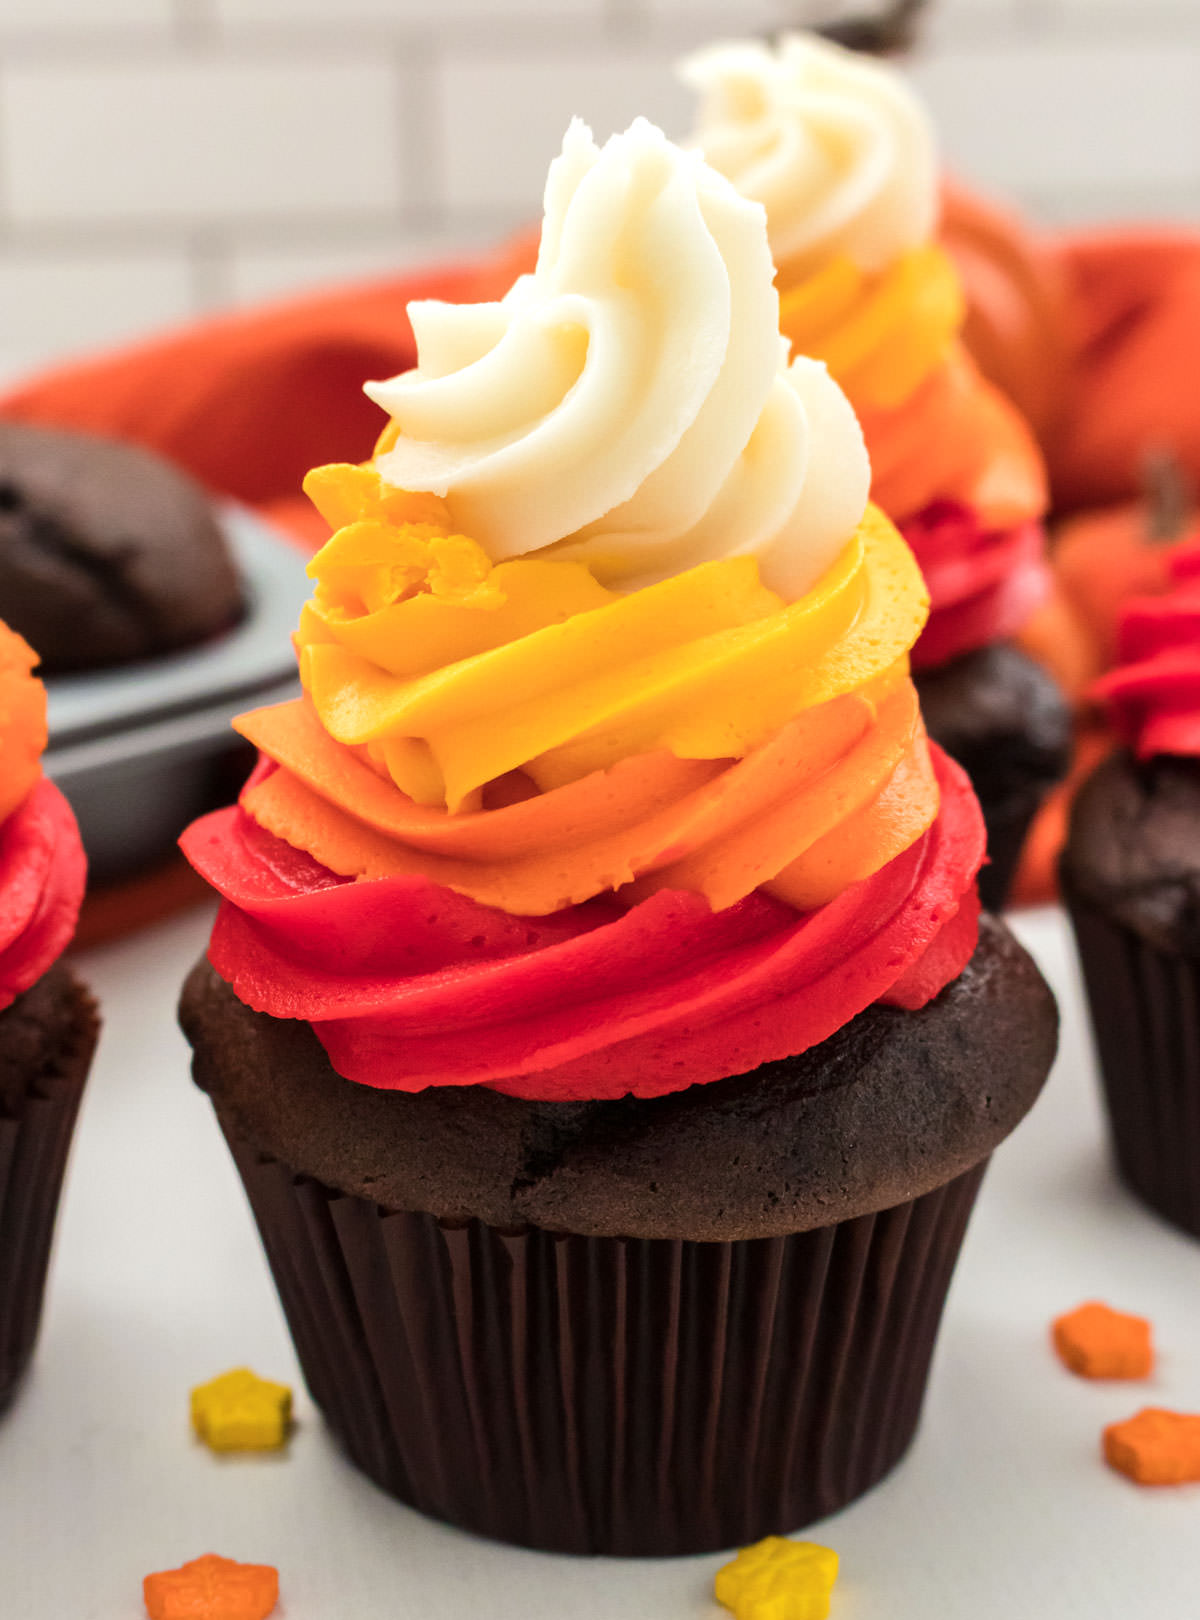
<box><xmin>684</xmin><ymin>35</ymin><xmax>1050</xmax><ymax>660</ymax></box>
<box><xmin>0</xmin><ymin>622</ymin><xmax>87</xmax><ymax>1008</ymax></box>
<box><xmin>183</xmin><ymin>120</ymin><xmax>984</xmax><ymax>1101</ymax></box>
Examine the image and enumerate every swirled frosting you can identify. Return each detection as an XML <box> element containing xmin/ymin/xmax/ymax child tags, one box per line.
<box><xmin>682</xmin><ymin>34</ymin><xmax>936</xmax><ymax>276</ymax></box>
<box><xmin>1093</xmin><ymin>541</ymin><xmax>1200</xmax><ymax>759</ymax></box>
<box><xmin>0</xmin><ymin>624</ymin><xmax>87</xmax><ymax>1010</ymax></box>
<box><xmin>183</xmin><ymin>120</ymin><xmax>984</xmax><ymax>1102</ymax></box>
<box><xmin>367</xmin><ymin>117</ymin><xmax>869</xmax><ymax>604</ymax></box>
<box><xmin>682</xmin><ymin>33</ymin><xmax>1049</xmax><ymax>664</ymax></box>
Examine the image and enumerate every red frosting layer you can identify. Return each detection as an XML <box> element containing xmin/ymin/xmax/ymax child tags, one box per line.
<box><xmin>902</xmin><ymin>500</ymin><xmax>1050</xmax><ymax>671</ymax></box>
<box><xmin>0</xmin><ymin>779</ymin><xmax>88</xmax><ymax>1012</ymax></box>
<box><xmin>182</xmin><ymin>745</ymin><xmax>983</xmax><ymax>1101</ymax></box>
<box><xmin>1094</xmin><ymin>541</ymin><xmax>1200</xmax><ymax>760</ymax></box>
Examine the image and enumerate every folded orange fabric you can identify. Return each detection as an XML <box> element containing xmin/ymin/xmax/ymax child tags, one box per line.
<box><xmin>6</xmin><ymin>200</ymin><xmax>1196</xmax><ymax>546</ymax></box>
<box><xmin>0</xmin><ymin>237</ymin><xmax>531</xmax><ymax>519</ymax></box>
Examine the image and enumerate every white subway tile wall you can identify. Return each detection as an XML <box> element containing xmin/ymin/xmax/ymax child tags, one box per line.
<box><xmin>0</xmin><ymin>0</ymin><xmax>1197</xmax><ymax>376</ymax></box>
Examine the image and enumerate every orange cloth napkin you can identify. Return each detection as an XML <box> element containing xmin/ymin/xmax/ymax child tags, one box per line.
<box><xmin>1</xmin><ymin>237</ymin><xmax>532</xmax><ymax>535</ymax></box>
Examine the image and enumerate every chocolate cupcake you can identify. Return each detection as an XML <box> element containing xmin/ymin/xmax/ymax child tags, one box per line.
<box><xmin>0</xmin><ymin>623</ymin><xmax>96</xmax><ymax>1408</ymax></box>
<box><xmin>682</xmin><ymin>34</ymin><xmax>1071</xmax><ymax>907</ymax></box>
<box><xmin>181</xmin><ymin>911</ymin><xmax>1052</xmax><ymax>1554</ymax></box>
<box><xmin>179</xmin><ymin>119</ymin><xmax>1056</xmax><ymax>1554</ymax></box>
<box><xmin>0</xmin><ymin>417</ymin><xmax>242</xmax><ymax>674</ymax></box>
<box><xmin>1061</xmin><ymin>543</ymin><xmax>1200</xmax><ymax>1236</ymax></box>
<box><xmin>915</xmin><ymin>639</ymin><xmax>1072</xmax><ymax>911</ymax></box>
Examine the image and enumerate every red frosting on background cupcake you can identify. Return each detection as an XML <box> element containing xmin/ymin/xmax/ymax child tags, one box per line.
<box><xmin>1094</xmin><ymin>542</ymin><xmax>1200</xmax><ymax>761</ymax></box>
<box><xmin>0</xmin><ymin>625</ymin><xmax>87</xmax><ymax>1009</ymax></box>
<box><xmin>902</xmin><ymin>500</ymin><xmax>1050</xmax><ymax>671</ymax></box>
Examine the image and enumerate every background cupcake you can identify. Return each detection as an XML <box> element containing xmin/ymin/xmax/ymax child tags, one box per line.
<box><xmin>682</xmin><ymin>34</ymin><xmax>1071</xmax><ymax>910</ymax></box>
<box><xmin>179</xmin><ymin>118</ymin><xmax>1056</xmax><ymax>1556</ymax></box>
<box><xmin>1062</xmin><ymin>541</ymin><xmax>1200</xmax><ymax>1237</ymax></box>
<box><xmin>0</xmin><ymin>621</ymin><xmax>95</xmax><ymax>1408</ymax></box>
<box><xmin>0</xmin><ymin>418</ymin><xmax>242</xmax><ymax>676</ymax></box>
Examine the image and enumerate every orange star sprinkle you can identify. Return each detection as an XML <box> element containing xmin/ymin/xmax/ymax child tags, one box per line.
<box><xmin>143</xmin><ymin>1553</ymin><xmax>278</xmax><ymax>1620</ymax></box>
<box><xmin>1052</xmin><ymin>1301</ymin><xmax>1154</xmax><ymax>1379</ymax></box>
<box><xmin>1104</xmin><ymin>1408</ymin><xmax>1200</xmax><ymax>1485</ymax></box>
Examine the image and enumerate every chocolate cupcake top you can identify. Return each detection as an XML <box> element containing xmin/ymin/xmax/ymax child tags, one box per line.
<box><xmin>182</xmin><ymin>913</ymin><xmax>1055</xmax><ymax>1241</ymax></box>
<box><xmin>0</xmin><ymin>418</ymin><xmax>242</xmax><ymax>673</ymax></box>
<box><xmin>915</xmin><ymin>641</ymin><xmax>1073</xmax><ymax>812</ymax></box>
<box><xmin>1065</xmin><ymin>752</ymin><xmax>1200</xmax><ymax>956</ymax></box>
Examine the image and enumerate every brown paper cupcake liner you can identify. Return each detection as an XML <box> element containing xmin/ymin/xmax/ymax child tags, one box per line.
<box><xmin>220</xmin><ymin>1114</ymin><xmax>987</xmax><ymax>1556</ymax></box>
<box><xmin>1064</xmin><ymin>880</ymin><xmax>1200</xmax><ymax>1238</ymax></box>
<box><xmin>0</xmin><ymin>968</ymin><xmax>98</xmax><ymax>1410</ymax></box>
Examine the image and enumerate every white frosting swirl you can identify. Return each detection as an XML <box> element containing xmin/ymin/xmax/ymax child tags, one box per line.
<box><xmin>366</xmin><ymin>117</ymin><xmax>869</xmax><ymax>603</ymax></box>
<box><xmin>680</xmin><ymin>33</ymin><xmax>937</xmax><ymax>275</ymax></box>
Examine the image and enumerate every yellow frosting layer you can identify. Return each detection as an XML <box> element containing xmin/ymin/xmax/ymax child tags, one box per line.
<box><xmin>294</xmin><ymin>464</ymin><xmax>928</xmax><ymax>816</ymax></box>
<box><xmin>779</xmin><ymin>245</ymin><xmax>964</xmax><ymax>412</ymax></box>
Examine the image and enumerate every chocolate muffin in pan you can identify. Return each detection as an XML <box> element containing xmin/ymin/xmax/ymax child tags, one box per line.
<box><xmin>682</xmin><ymin>34</ymin><xmax>1071</xmax><ymax>907</ymax></box>
<box><xmin>1062</xmin><ymin>542</ymin><xmax>1200</xmax><ymax>1237</ymax></box>
<box><xmin>178</xmin><ymin>119</ymin><xmax>1057</xmax><ymax>1556</ymax></box>
<box><xmin>0</xmin><ymin>418</ymin><xmax>242</xmax><ymax>674</ymax></box>
<box><xmin>0</xmin><ymin>622</ymin><xmax>96</xmax><ymax>1409</ymax></box>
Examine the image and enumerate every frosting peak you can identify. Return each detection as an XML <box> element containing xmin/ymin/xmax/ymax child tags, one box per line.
<box><xmin>366</xmin><ymin>117</ymin><xmax>869</xmax><ymax>603</ymax></box>
<box><xmin>682</xmin><ymin>34</ymin><xmax>937</xmax><ymax>277</ymax></box>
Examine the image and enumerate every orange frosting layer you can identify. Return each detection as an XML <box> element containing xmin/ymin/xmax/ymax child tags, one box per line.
<box><xmin>238</xmin><ymin>663</ymin><xmax>934</xmax><ymax>918</ymax></box>
<box><xmin>780</xmin><ymin>245</ymin><xmax>964</xmax><ymax>412</ymax></box>
<box><xmin>0</xmin><ymin>624</ymin><xmax>46</xmax><ymax>824</ymax></box>
<box><xmin>235</xmin><ymin>496</ymin><xmax>937</xmax><ymax>920</ymax></box>
<box><xmin>859</xmin><ymin>347</ymin><xmax>1048</xmax><ymax>528</ymax></box>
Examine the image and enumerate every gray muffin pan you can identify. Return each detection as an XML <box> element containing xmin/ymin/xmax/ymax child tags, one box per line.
<box><xmin>43</xmin><ymin>503</ymin><xmax>313</xmax><ymax>884</ymax></box>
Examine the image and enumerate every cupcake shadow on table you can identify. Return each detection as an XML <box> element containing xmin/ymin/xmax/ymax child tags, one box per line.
<box><xmin>178</xmin><ymin>114</ymin><xmax>1057</xmax><ymax>1555</ymax></box>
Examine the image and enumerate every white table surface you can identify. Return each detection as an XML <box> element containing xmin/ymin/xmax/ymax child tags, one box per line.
<box><xmin>2</xmin><ymin>904</ymin><xmax>1198</xmax><ymax>1618</ymax></box>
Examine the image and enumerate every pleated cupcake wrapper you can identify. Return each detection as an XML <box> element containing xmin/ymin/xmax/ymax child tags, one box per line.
<box><xmin>0</xmin><ymin>983</ymin><xmax>96</xmax><ymax>1409</ymax></box>
<box><xmin>220</xmin><ymin>1115</ymin><xmax>986</xmax><ymax>1556</ymax></box>
<box><xmin>1065</xmin><ymin>880</ymin><xmax>1200</xmax><ymax>1238</ymax></box>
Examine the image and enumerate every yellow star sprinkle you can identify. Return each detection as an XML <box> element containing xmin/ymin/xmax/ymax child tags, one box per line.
<box><xmin>190</xmin><ymin>1367</ymin><xmax>293</xmax><ymax>1453</ymax></box>
<box><xmin>715</xmin><ymin>1536</ymin><xmax>840</xmax><ymax>1620</ymax></box>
